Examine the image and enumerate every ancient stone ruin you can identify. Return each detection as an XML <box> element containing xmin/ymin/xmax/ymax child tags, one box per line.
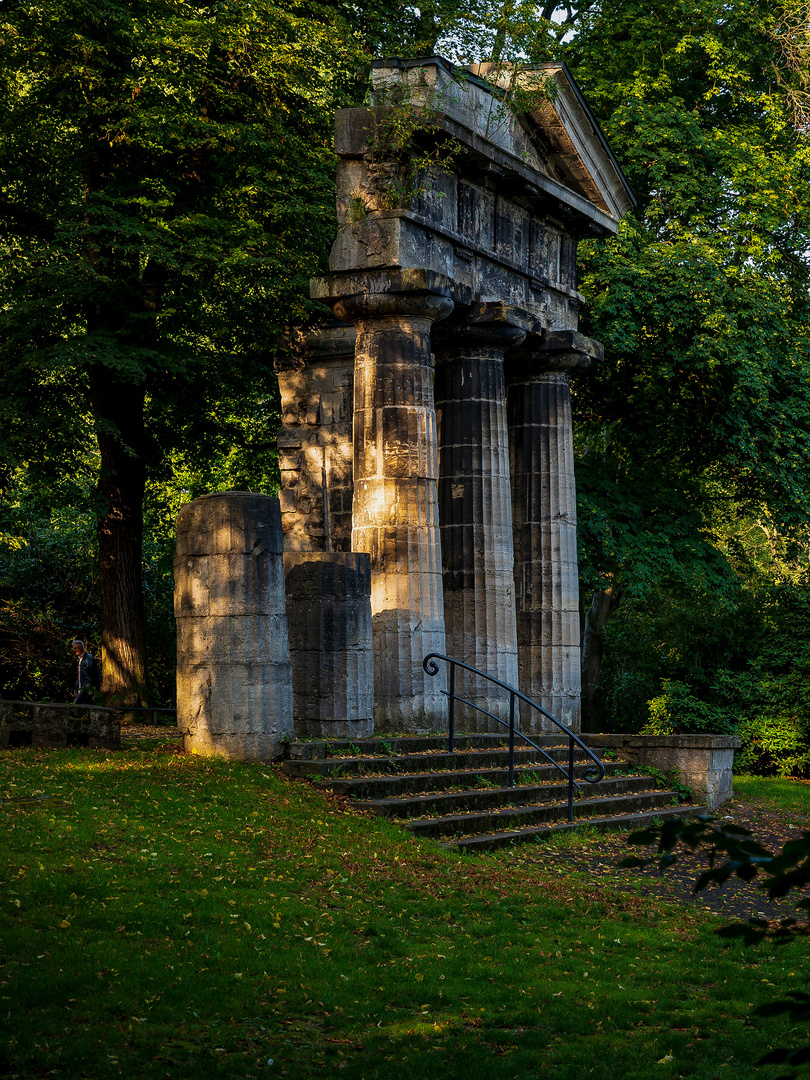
<box><xmin>276</xmin><ymin>56</ymin><xmax>634</xmax><ymax>736</ymax></box>
<box><xmin>172</xmin><ymin>57</ymin><xmax>741</xmax><ymax>816</ymax></box>
<box><xmin>175</xmin><ymin>56</ymin><xmax>638</xmax><ymax>752</ymax></box>
<box><xmin>174</xmin><ymin>492</ymin><xmax>294</xmax><ymax>760</ymax></box>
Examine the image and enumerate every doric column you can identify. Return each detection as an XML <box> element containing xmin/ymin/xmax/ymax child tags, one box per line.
<box><xmin>332</xmin><ymin>288</ymin><xmax>454</xmax><ymax>731</ymax></box>
<box><xmin>506</xmin><ymin>332</ymin><xmax>602</xmax><ymax>733</ymax></box>
<box><xmin>433</xmin><ymin>319</ymin><xmax>524</xmax><ymax>730</ymax></box>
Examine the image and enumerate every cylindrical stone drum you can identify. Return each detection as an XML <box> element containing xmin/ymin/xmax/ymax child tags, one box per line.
<box><xmin>174</xmin><ymin>491</ymin><xmax>294</xmax><ymax>760</ymax></box>
<box><xmin>284</xmin><ymin>552</ymin><xmax>374</xmax><ymax>739</ymax></box>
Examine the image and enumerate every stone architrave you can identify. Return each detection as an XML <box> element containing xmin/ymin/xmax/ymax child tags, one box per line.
<box><xmin>506</xmin><ymin>332</ymin><xmax>602</xmax><ymax>733</ymax></box>
<box><xmin>284</xmin><ymin>552</ymin><xmax>374</xmax><ymax>738</ymax></box>
<box><xmin>312</xmin><ymin>269</ymin><xmax>455</xmax><ymax>731</ymax></box>
<box><xmin>174</xmin><ymin>491</ymin><xmax>293</xmax><ymax>760</ymax></box>
<box><xmin>433</xmin><ymin>311</ymin><xmax>525</xmax><ymax>730</ymax></box>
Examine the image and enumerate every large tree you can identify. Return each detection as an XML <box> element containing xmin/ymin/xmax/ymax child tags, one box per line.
<box><xmin>0</xmin><ymin>0</ymin><xmax>374</xmax><ymax>703</ymax></box>
<box><xmin>555</xmin><ymin>0</ymin><xmax>810</xmax><ymax>725</ymax></box>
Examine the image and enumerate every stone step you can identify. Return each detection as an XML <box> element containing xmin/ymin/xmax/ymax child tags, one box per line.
<box><xmin>283</xmin><ymin>744</ymin><xmax>600</xmax><ymax>779</ymax></box>
<box><xmin>445</xmin><ymin>804</ymin><xmax>706</xmax><ymax>853</ymax></box>
<box><xmin>405</xmin><ymin>789</ymin><xmax>677</xmax><ymax>839</ymax></box>
<box><xmin>356</xmin><ymin>774</ymin><xmax>652</xmax><ymax>819</ymax></box>
<box><xmin>282</xmin><ymin>734</ymin><xmax>700</xmax><ymax>854</ymax></box>
<box><xmin>288</xmin><ymin>732</ymin><xmax>571</xmax><ymax>760</ymax></box>
<box><xmin>305</xmin><ymin>759</ymin><xmax>618</xmax><ymax>799</ymax></box>
<box><xmin>319</xmin><ymin>758</ymin><xmax>626</xmax><ymax>798</ymax></box>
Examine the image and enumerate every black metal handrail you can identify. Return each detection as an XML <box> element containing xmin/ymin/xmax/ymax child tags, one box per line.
<box><xmin>423</xmin><ymin>653</ymin><xmax>605</xmax><ymax>823</ymax></box>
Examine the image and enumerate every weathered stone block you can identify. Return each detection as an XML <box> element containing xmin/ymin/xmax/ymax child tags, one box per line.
<box><xmin>584</xmin><ymin>734</ymin><xmax>741</xmax><ymax>811</ymax></box>
<box><xmin>0</xmin><ymin>702</ymin><xmax>121</xmax><ymax>749</ymax></box>
<box><xmin>174</xmin><ymin>492</ymin><xmax>293</xmax><ymax>761</ymax></box>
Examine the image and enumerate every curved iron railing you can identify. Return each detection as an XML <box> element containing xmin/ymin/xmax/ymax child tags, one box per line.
<box><xmin>423</xmin><ymin>653</ymin><xmax>605</xmax><ymax>823</ymax></box>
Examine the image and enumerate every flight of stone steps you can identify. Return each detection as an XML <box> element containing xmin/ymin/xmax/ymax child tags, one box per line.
<box><xmin>282</xmin><ymin>733</ymin><xmax>704</xmax><ymax>852</ymax></box>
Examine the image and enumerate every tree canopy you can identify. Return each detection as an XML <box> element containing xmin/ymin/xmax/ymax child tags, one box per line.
<box><xmin>0</xmin><ymin>0</ymin><xmax>372</xmax><ymax>701</ymax></box>
<box><xmin>2</xmin><ymin>0</ymin><xmax>809</xmax><ymax>764</ymax></box>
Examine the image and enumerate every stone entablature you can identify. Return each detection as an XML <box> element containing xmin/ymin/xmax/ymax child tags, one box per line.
<box><xmin>328</xmin><ymin>57</ymin><xmax>633</xmax><ymax>334</ymax></box>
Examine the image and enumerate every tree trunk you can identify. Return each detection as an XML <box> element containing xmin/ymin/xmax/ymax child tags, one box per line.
<box><xmin>90</xmin><ymin>364</ymin><xmax>147</xmax><ymax>707</ymax></box>
<box><xmin>580</xmin><ymin>582</ymin><xmax>624</xmax><ymax>732</ymax></box>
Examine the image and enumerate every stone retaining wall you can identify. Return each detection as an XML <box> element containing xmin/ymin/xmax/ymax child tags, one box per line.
<box><xmin>0</xmin><ymin>701</ymin><xmax>121</xmax><ymax>750</ymax></box>
<box><xmin>585</xmin><ymin>733</ymin><xmax>741</xmax><ymax>811</ymax></box>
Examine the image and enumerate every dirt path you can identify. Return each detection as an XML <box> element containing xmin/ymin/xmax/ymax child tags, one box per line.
<box><xmin>515</xmin><ymin>793</ymin><xmax>810</xmax><ymax>923</ymax></box>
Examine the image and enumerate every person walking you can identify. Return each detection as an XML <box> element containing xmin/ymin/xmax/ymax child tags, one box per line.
<box><xmin>71</xmin><ymin>640</ymin><xmax>101</xmax><ymax>704</ymax></box>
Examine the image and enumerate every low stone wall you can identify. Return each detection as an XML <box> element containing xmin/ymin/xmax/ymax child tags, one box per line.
<box><xmin>584</xmin><ymin>733</ymin><xmax>741</xmax><ymax>811</ymax></box>
<box><xmin>0</xmin><ymin>701</ymin><xmax>121</xmax><ymax>750</ymax></box>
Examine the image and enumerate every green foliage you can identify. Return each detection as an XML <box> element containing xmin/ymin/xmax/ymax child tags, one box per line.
<box><xmin>0</xmin><ymin>472</ymin><xmax>178</xmax><ymax>703</ymax></box>
<box><xmin>567</xmin><ymin>0</ymin><xmax>810</xmax><ymax>534</ymax></box>
<box><xmin>559</xmin><ymin>0</ymin><xmax>810</xmax><ymax>758</ymax></box>
<box><xmin>598</xmin><ymin>575</ymin><xmax>810</xmax><ymax>775</ymax></box>
<box><xmin>632</xmin><ymin>764</ymin><xmax>693</xmax><ymax>803</ymax></box>
<box><xmin>0</xmin><ymin>0</ymin><xmax>371</xmax><ymax>456</ymax></box>
<box><xmin>736</xmin><ymin>715</ymin><xmax>810</xmax><ymax>779</ymax></box>
<box><xmin>0</xmin><ymin>0</ymin><xmax>375</xmax><ymax>692</ymax></box>
<box><xmin>642</xmin><ymin>681</ymin><xmax>736</xmax><ymax>737</ymax></box>
<box><xmin>363</xmin><ymin>96</ymin><xmax>461</xmax><ymax>209</ymax></box>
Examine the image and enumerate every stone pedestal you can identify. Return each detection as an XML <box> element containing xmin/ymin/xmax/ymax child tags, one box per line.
<box><xmin>174</xmin><ymin>492</ymin><xmax>294</xmax><ymax>760</ymax></box>
<box><xmin>434</xmin><ymin>321</ymin><xmax>523</xmax><ymax>730</ymax></box>
<box><xmin>507</xmin><ymin>334</ymin><xmax>600</xmax><ymax>732</ymax></box>
<box><xmin>331</xmin><ymin>285</ymin><xmax>453</xmax><ymax>731</ymax></box>
<box><xmin>284</xmin><ymin>552</ymin><xmax>374</xmax><ymax>738</ymax></box>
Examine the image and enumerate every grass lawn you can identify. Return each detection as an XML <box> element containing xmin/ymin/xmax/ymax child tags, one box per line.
<box><xmin>1</xmin><ymin>740</ymin><xmax>808</xmax><ymax>1079</ymax></box>
<box><xmin>733</xmin><ymin>774</ymin><xmax>810</xmax><ymax>819</ymax></box>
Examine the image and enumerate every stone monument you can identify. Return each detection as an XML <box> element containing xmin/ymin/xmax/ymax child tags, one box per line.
<box><xmin>277</xmin><ymin>56</ymin><xmax>634</xmax><ymax>733</ymax></box>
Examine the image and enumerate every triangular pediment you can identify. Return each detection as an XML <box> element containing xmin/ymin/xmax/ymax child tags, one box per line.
<box><xmin>469</xmin><ymin>61</ymin><xmax>635</xmax><ymax>223</ymax></box>
<box><xmin>370</xmin><ymin>56</ymin><xmax>635</xmax><ymax>234</ymax></box>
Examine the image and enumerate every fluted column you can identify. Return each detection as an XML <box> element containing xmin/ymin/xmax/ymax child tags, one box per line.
<box><xmin>434</xmin><ymin>323</ymin><xmax>524</xmax><ymax>730</ymax></box>
<box><xmin>284</xmin><ymin>552</ymin><xmax>374</xmax><ymax>739</ymax></box>
<box><xmin>334</xmin><ymin>290</ymin><xmax>454</xmax><ymax>731</ymax></box>
<box><xmin>507</xmin><ymin>334</ymin><xmax>599</xmax><ymax>733</ymax></box>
